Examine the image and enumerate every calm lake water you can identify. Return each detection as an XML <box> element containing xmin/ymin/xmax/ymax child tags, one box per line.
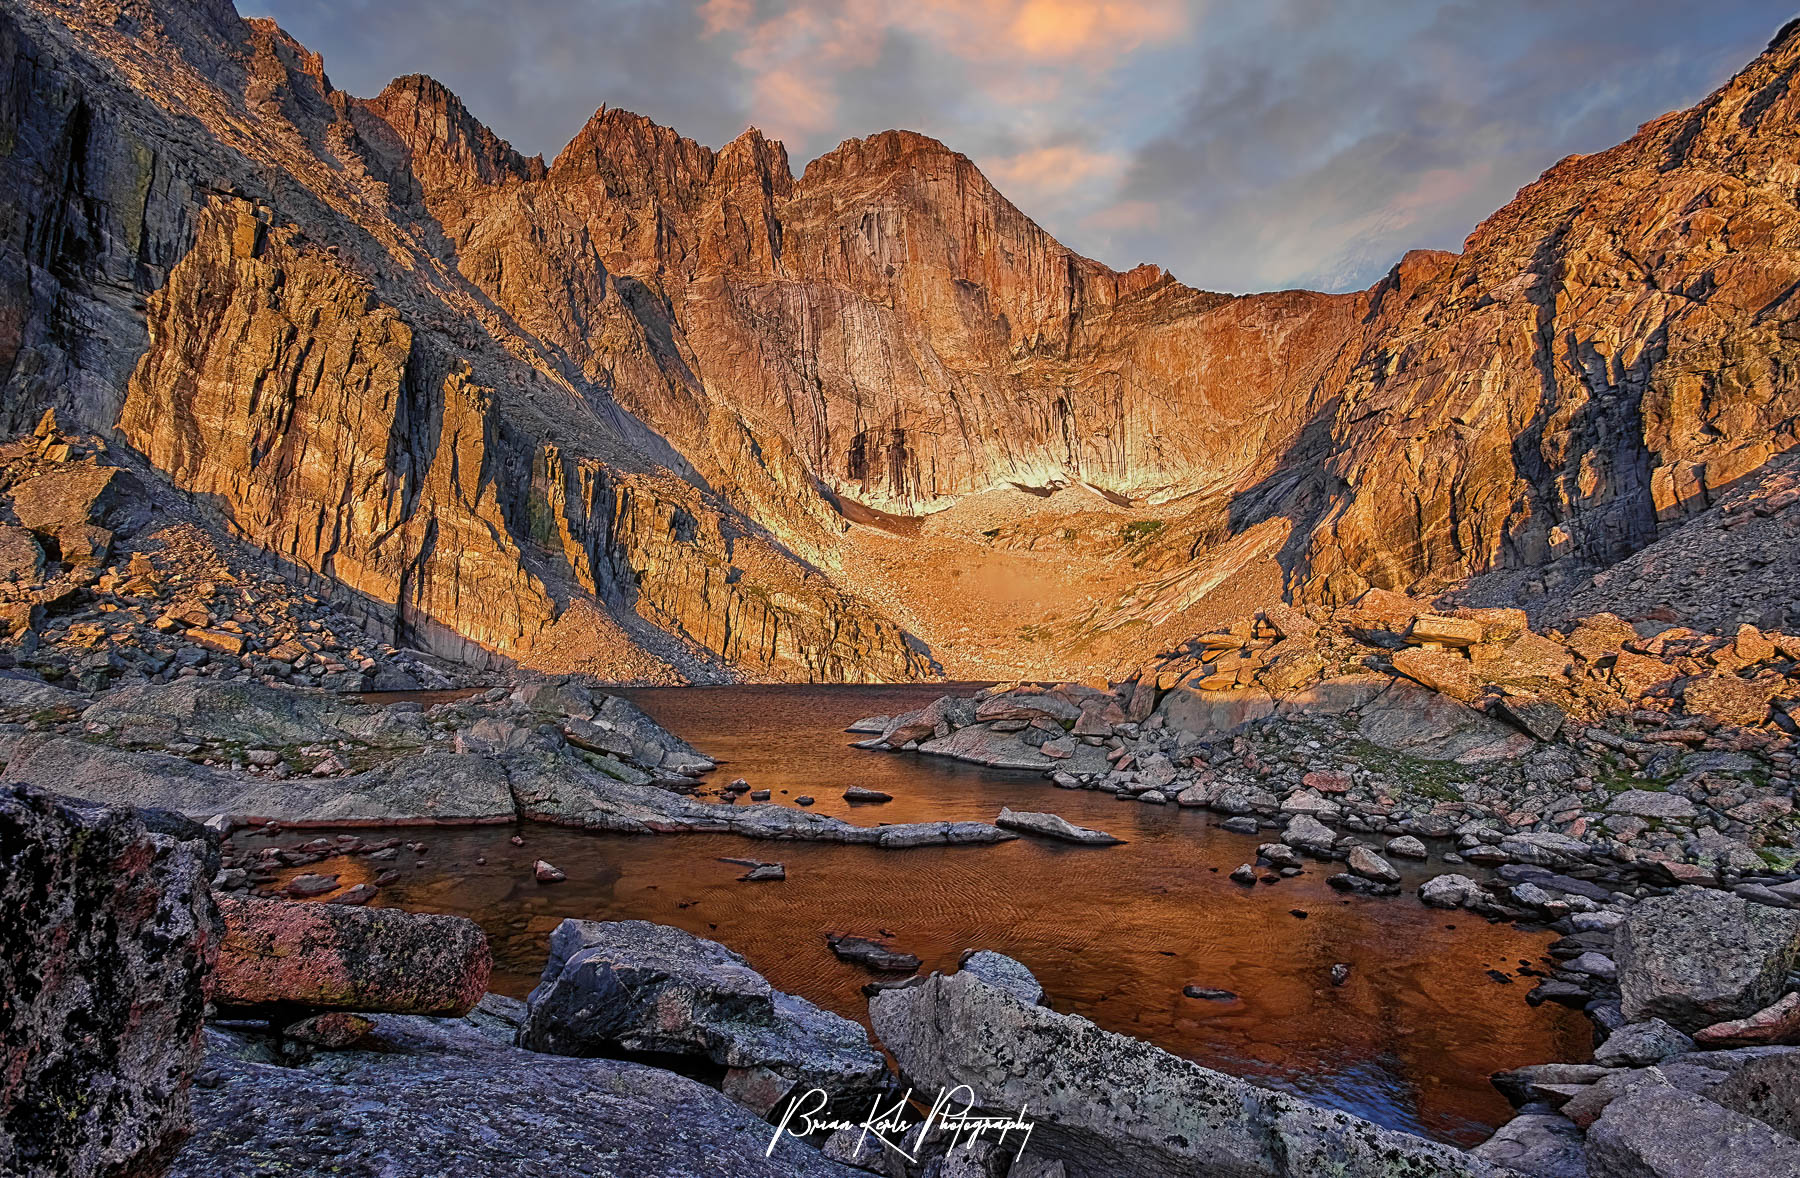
<box><xmin>255</xmin><ymin>684</ymin><xmax>1591</xmax><ymax>1146</ymax></box>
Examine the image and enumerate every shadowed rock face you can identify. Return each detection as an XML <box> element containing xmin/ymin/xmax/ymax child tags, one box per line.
<box><xmin>178</xmin><ymin>1014</ymin><xmax>867</xmax><ymax>1178</ymax></box>
<box><xmin>7</xmin><ymin>0</ymin><xmax>1800</xmax><ymax>679</ymax></box>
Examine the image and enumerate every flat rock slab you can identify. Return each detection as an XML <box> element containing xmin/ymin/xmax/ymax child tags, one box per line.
<box><xmin>1694</xmin><ymin>992</ymin><xmax>1800</xmax><ymax>1047</ymax></box>
<box><xmin>175</xmin><ymin>1017</ymin><xmax>863</xmax><ymax>1178</ymax></box>
<box><xmin>996</xmin><ymin>807</ymin><xmax>1122</xmax><ymax>845</ymax></box>
<box><xmin>84</xmin><ymin>679</ymin><xmax>425</xmax><ymax>748</ymax></box>
<box><xmin>507</xmin><ymin>747</ymin><xmax>1012</xmax><ymax>846</ymax></box>
<box><xmin>1</xmin><ymin>738</ymin><xmax>518</xmax><ymax>825</ymax></box>
<box><xmin>1607</xmin><ymin>789</ymin><xmax>1698</xmax><ymax>819</ymax></box>
<box><xmin>870</xmin><ymin>959</ymin><xmax>1509</xmax><ymax>1178</ymax></box>
<box><xmin>214</xmin><ymin>895</ymin><xmax>490</xmax><ymax>1016</ymax></box>
<box><xmin>917</xmin><ymin>724</ymin><xmax>1055</xmax><ymax>770</ymax></box>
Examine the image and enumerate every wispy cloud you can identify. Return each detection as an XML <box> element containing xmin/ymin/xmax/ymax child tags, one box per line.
<box><xmin>243</xmin><ymin>0</ymin><xmax>1788</xmax><ymax>292</ymax></box>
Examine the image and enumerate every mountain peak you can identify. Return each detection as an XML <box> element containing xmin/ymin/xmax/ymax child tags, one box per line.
<box><xmin>800</xmin><ymin>129</ymin><xmax>964</xmax><ymax>185</ymax></box>
<box><xmin>356</xmin><ymin>72</ymin><xmax>544</xmax><ymax>193</ymax></box>
<box><xmin>549</xmin><ymin>105</ymin><xmax>718</xmax><ymax>203</ymax></box>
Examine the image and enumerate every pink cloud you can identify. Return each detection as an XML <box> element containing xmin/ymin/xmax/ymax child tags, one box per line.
<box><xmin>987</xmin><ymin>144</ymin><xmax>1125</xmax><ymax>195</ymax></box>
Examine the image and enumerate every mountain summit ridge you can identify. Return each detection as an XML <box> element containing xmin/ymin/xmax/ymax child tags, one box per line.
<box><xmin>4</xmin><ymin>0</ymin><xmax>1800</xmax><ymax>680</ymax></box>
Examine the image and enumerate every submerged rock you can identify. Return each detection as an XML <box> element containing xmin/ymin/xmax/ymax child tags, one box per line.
<box><xmin>1</xmin><ymin>785</ymin><xmax>220</xmax><ymax>1178</ymax></box>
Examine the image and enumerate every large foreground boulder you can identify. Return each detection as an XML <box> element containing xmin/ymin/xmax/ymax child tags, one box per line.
<box><xmin>869</xmin><ymin>955</ymin><xmax>1506</xmax><ymax>1178</ymax></box>
<box><xmin>520</xmin><ymin>920</ymin><xmax>886</xmax><ymax>1113</ymax></box>
<box><xmin>1</xmin><ymin>785</ymin><xmax>221</xmax><ymax>1178</ymax></box>
<box><xmin>1586</xmin><ymin>1086</ymin><xmax>1800</xmax><ymax>1177</ymax></box>
<box><xmin>212</xmin><ymin>895</ymin><xmax>490</xmax><ymax>1016</ymax></box>
<box><xmin>1614</xmin><ymin>886</ymin><xmax>1800</xmax><ymax>1032</ymax></box>
<box><xmin>173</xmin><ymin>1006</ymin><xmax>862</xmax><ymax>1177</ymax></box>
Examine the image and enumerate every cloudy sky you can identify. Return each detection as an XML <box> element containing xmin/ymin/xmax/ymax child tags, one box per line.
<box><xmin>242</xmin><ymin>0</ymin><xmax>1793</xmax><ymax>293</ymax></box>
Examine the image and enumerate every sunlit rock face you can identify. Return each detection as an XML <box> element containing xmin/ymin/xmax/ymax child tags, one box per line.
<box><xmin>6</xmin><ymin>0</ymin><xmax>1800</xmax><ymax>678</ymax></box>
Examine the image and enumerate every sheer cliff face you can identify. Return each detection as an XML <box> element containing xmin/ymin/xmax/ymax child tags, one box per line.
<box><xmin>5</xmin><ymin>0</ymin><xmax>1800</xmax><ymax>681</ymax></box>
<box><xmin>0</xmin><ymin>0</ymin><xmax>929</xmax><ymax>681</ymax></box>
<box><xmin>395</xmin><ymin>107</ymin><xmax>1363</xmax><ymax>517</ymax></box>
<box><xmin>1255</xmin><ymin>31</ymin><xmax>1800</xmax><ymax>607</ymax></box>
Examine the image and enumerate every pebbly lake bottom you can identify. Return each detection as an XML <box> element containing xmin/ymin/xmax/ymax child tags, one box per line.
<box><xmin>240</xmin><ymin>683</ymin><xmax>1593</xmax><ymax>1147</ymax></box>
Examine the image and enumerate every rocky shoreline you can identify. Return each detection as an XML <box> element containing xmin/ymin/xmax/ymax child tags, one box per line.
<box><xmin>0</xmin><ymin>448</ymin><xmax>1797</xmax><ymax>1173</ymax></box>
<box><xmin>0</xmin><ymin>420</ymin><xmax>1795</xmax><ymax>1176</ymax></box>
<box><xmin>9</xmin><ymin>777</ymin><xmax>1798</xmax><ymax>1177</ymax></box>
<box><xmin>836</xmin><ymin>599</ymin><xmax>1800</xmax><ymax>1174</ymax></box>
<box><xmin>2</xmin><ymin>531</ymin><xmax>1798</xmax><ymax>1175</ymax></box>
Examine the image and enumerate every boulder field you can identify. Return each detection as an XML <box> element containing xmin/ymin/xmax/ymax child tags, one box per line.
<box><xmin>864</xmin><ymin>597</ymin><xmax>1800</xmax><ymax>887</ymax></box>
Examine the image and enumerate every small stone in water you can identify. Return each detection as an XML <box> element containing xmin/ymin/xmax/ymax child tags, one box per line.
<box><xmin>285</xmin><ymin>873</ymin><xmax>338</xmax><ymax>898</ymax></box>
<box><xmin>795</xmin><ymin>796</ymin><xmax>816</xmax><ymax>806</ymax></box>
<box><xmin>326</xmin><ymin>883</ymin><xmax>378</xmax><ymax>906</ymax></box>
<box><xmin>1183</xmin><ymin>986</ymin><xmax>1238</xmax><ymax>1002</ymax></box>
<box><xmin>534</xmin><ymin>860</ymin><xmax>566</xmax><ymax>884</ymax></box>
<box><xmin>1330</xmin><ymin>963</ymin><xmax>1351</xmax><ymax>986</ymax></box>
